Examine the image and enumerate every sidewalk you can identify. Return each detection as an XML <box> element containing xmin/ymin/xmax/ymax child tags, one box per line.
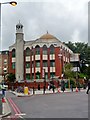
<box><xmin>0</xmin><ymin>97</ymin><xmax>11</xmax><ymax>119</ymax></box>
<box><xmin>11</xmin><ymin>88</ymin><xmax>85</xmax><ymax>97</ymax></box>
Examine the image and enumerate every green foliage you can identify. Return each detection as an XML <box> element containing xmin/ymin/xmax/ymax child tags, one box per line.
<box><xmin>78</xmin><ymin>73</ymin><xmax>88</xmax><ymax>78</ymax></box>
<box><xmin>7</xmin><ymin>73</ymin><xmax>16</xmax><ymax>83</ymax></box>
<box><xmin>64</xmin><ymin>63</ymin><xmax>75</xmax><ymax>79</ymax></box>
<box><xmin>65</xmin><ymin>79</ymin><xmax>76</xmax><ymax>88</ymax></box>
<box><xmin>64</xmin><ymin>41</ymin><xmax>90</xmax><ymax>78</ymax></box>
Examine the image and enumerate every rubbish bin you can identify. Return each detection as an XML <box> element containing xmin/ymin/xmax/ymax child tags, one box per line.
<box><xmin>24</xmin><ymin>87</ymin><xmax>28</xmax><ymax>95</ymax></box>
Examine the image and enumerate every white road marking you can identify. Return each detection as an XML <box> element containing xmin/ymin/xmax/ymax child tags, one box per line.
<box><xmin>15</xmin><ymin>113</ymin><xmax>26</xmax><ymax>116</ymax></box>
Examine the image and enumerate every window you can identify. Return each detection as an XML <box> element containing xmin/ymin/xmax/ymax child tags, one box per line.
<box><xmin>50</xmin><ymin>45</ymin><xmax>54</xmax><ymax>54</ymax></box>
<box><xmin>43</xmin><ymin>45</ymin><xmax>47</xmax><ymax>55</ymax></box>
<box><xmin>12</xmin><ymin>62</ymin><xmax>15</xmax><ymax>69</ymax></box>
<box><xmin>26</xmin><ymin>47</ymin><xmax>30</xmax><ymax>56</ymax></box>
<box><xmin>26</xmin><ymin>62</ymin><xmax>30</xmax><ymax>68</ymax></box>
<box><xmin>26</xmin><ymin>74</ymin><xmax>30</xmax><ymax>80</ymax></box>
<box><xmin>35</xmin><ymin>45</ymin><xmax>40</xmax><ymax>55</ymax></box>
<box><xmin>12</xmin><ymin>49</ymin><xmax>16</xmax><ymax>57</ymax></box>
<box><xmin>50</xmin><ymin>72</ymin><xmax>55</xmax><ymax>78</ymax></box>
<box><xmin>4</xmin><ymin>59</ymin><xmax>7</xmax><ymax>65</ymax></box>
<box><xmin>36</xmin><ymin>61</ymin><xmax>40</xmax><ymax>67</ymax></box>
<box><xmin>43</xmin><ymin>61</ymin><xmax>48</xmax><ymax>67</ymax></box>
<box><xmin>36</xmin><ymin>71</ymin><xmax>40</xmax><ymax>79</ymax></box>
<box><xmin>4</xmin><ymin>70</ymin><xmax>7</xmax><ymax>73</ymax></box>
<box><xmin>32</xmin><ymin>73</ymin><xmax>34</xmax><ymax>79</ymax></box>
<box><xmin>50</xmin><ymin>61</ymin><xmax>55</xmax><ymax>67</ymax></box>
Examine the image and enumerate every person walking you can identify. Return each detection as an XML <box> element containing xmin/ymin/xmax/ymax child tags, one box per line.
<box><xmin>61</xmin><ymin>80</ymin><xmax>65</xmax><ymax>92</ymax></box>
<box><xmin>70</xmin><ymin>84</ymin><xmax>73</xmax><ymax>92</ymax></box>
<box><xmin>86</xmin><ymin>79</ymin><xmax>90</xmax><ymax>94</ymax></box>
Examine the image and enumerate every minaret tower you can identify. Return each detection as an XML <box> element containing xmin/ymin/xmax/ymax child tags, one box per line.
<box><xmin>16</xmin><ymin>21</ymin><xmax>24</xmax><ymax>81</ymax></box>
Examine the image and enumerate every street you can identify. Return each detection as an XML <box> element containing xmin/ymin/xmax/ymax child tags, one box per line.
<box><xmin>6</xmin><ymin>91</ymin><xmax>88</xmax><ymax>118</ymax></box>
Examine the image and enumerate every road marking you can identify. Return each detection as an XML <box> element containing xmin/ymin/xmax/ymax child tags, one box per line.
<box><xmin>15</xmin><ymin>113</ymin><xmax>26</xmax><ymax>119</ymax></box>
<box><xmin>15</xmin><ymin>113</ymin><xmax>26</xmax><ymax>116</ymax></box>
<box><xmin>8</xmin><ymin>98</ymin><xmax>26</xmax><ymax>119</ymax></box>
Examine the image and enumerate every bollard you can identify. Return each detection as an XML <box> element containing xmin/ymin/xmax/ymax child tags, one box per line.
<box><xmin>53</xmin><ymin>86</ymin><xmax>55</xmax><ymax>93</ymax></box>
<box><xmin>33</xmin><ymin>87</ymin><xmax>35</xmax><ymax>94</ymax></box>
<box><xmin>24</xmin><ymin>87</ymin><xmax>28</xmax><ymax>95</ymax></box>
<box><xmin>0</xmin><ymin>94</ymin><xmax>2</xmax><ymax>115</ymax></box>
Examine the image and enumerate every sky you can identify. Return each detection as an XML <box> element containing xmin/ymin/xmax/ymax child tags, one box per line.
<box><xmin>0</xmin><ymin>0</ymin><xmax>88</xmax><ymax>50</ymax></box>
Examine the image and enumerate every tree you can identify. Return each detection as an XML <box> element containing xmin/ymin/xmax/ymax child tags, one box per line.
<box><xmin>64</xmin><ymin>63</ymin><xmax>75</xmax><ymax>88</ymax></box>
<box><xmin>65</xmin><ymin>41</ymin><xmax>90</xmax><ymax>78</ymax></box>
<box><xmin>7</xmin><ymin>73</ymin><xmax>16</xmax><ymax>83</ymax></box>
<box><xmin>64</xmin><ymin>63</ymin><xmax>74</xmax><ymax>79</ymax></box>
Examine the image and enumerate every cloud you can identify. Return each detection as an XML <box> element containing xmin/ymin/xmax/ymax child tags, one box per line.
<box><xmin>0</xmin><ymin>0</ymin><xmax>88</xmax><ymax>50</ymax></box>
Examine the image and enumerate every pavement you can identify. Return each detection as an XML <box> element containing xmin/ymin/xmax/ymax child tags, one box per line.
<box><xmin>11</xmin><ymin>88</ymin><xmax>86</xmax><ymax>97</ymax></box>
<box><xmin>0</xmin><ymin>97</ymin><xmax>11</xmax><ymax>119</ymax></box>
<box><xmin>0</xmin><ymin>88</ymin><xmax>87</xmax><ymax>119</ymax></box>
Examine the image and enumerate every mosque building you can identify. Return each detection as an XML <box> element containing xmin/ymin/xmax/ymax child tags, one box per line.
<box><xmin>9</xmin><ymin>22</ymin><xmax>76</xmax><ymax>82</ymax></box>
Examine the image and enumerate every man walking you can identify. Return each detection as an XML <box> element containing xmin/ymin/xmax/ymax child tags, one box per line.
<box><xmin>86</xmin><ymin>79</ymin><xmax>90</xmax><ymax>94</ymax></box>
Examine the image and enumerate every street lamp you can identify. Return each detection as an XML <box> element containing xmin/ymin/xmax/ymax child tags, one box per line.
<box><xmin>58</xmin><ymin>53</ymin><xmax>63</xmax><ymax>78</ymax></box>
<box><xmin>0</xmin><ymin>1</ymin><xmax>17</xmax><ymax>79</ymax></box>
<box><xmin>0</xmin><ymin>1</ymin><xmax>17</xmax><ymax>115</ymax></box>
<box><xmin>0</xmin><ymin>1</ymin><xmax>17</xmax><ymax>37</ymax></box>
<box><xmin>1</xmin><ymin>1</ymin><xmax>17</xmax><ymax>6</ymax></box>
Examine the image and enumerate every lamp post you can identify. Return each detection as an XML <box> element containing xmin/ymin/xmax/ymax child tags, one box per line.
<box><xmin>0</xmin><ymin>1</ymin><xmax>17</xmax><ymax>115</ymax></box>
<box><xmin>42</xmin><ymin>68</ymin><xmax>46</xmax><ymax>94</ymax></box>
<box><xmin>0</xmin><ymin>1</ymin><xmax>17</xmax><ymax>50</ymax></box>
<box><xmin>58</xmin><ymin>53</ymin><xmax>62</xmax><ymax>78</ymax></box>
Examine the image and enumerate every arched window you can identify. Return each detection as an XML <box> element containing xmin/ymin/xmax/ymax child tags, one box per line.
<box><xmin>12</xmin><ymin>49</ymin><xmax>16</xmax><ymax>57</ymax></box>
<box><xmin>43</xmin><ymin>45</ymin><xmax>47</xmax><ymax>55</ymax></box>
<box><xmin>26</xmin><ymin>47</ymin><xmax>30</xmax><ymax>56</ymax></box>
<box><xmin>50</xmin><ymin>45</ymin><xmax>54</xmax><ymax>54</ymax></box>
<box><xmin>35</xmin><ymin>45</ymin><xmax>40</xmax><ymax>55</ymax></box>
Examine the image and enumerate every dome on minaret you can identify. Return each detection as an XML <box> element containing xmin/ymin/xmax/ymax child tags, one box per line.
<box><xmin>16</xmin><ymin>21</ymin><xmax>23</xmax><ymax>33</ymax></box>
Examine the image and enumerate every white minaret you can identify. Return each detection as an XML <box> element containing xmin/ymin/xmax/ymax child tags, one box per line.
<box><xmin>16</xmin><ymin>21</ymin><xmax>24</xmax><ymax>81</ymax></box>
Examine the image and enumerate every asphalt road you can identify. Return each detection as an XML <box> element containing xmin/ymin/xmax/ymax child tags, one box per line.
<box><xmin>6</xmin><ymin>91</ymin><xmax>88</xmax><ymax>118</ymax></box>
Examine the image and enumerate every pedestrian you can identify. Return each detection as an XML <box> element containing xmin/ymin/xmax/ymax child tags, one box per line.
<box><xmin>43</xmin><ymin>85</ymin><xmax>46</xmax><ymax>94</ymax></box>
<box><xmin>61</xmin><ymin>80</ymin><xmax>65</xmax><ymax>92</ymax></box>
<box><xmin>70</xmin><ymin>84</ymin><xmax>73</xmax><ymax>92</ymax></box>
<box><xmin>48</xmin><ymin>83</ymin><xmax>50</xmax><ymax>90</ymax></box>
<box><xmin>38</xmin><ymin>84</ymin><xmax>40</xmax><ymax>90</ymax></box>
<box><xmin>86</xmin><ymin>79</ymin><xmax>90</xmax><ymax>94</ymax></box>
<box><xmin>78</xmin><ymin>83</ymin><xmax>80</xmax><ymax>91</ymax></box>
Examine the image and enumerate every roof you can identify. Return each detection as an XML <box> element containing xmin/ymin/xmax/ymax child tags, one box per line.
<box><xmin>40</xmin><ymin>32</ymin><xmax>57</xmax><ymax>39</ymax></box>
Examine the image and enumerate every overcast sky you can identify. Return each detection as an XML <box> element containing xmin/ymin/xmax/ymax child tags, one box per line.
<box><xmin>0</xmin><ymin>0</ymin><xmax>88</xmax><ymax>50</ymax></box>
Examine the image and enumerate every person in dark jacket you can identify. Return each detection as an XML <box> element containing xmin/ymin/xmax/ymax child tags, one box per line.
<box><xmin>86</xmin><ymin>80</ymin><xmax>90</xmax><ymax>94</ymax></box>
<box><xmin>61</xmin><ymin>80</ymin><xmax>65</xmax><ymax>92</ymax></box>
<box><xmin>70</xmin><ymin>84</ymin><xmax>73</xmax><ymax>92</ymax></box>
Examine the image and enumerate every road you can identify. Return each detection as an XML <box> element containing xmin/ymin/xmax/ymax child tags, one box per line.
<box><xmin>6</xmin><ymin>91</ymin><xmax>88</xmax><ymax>118</ymax></box>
